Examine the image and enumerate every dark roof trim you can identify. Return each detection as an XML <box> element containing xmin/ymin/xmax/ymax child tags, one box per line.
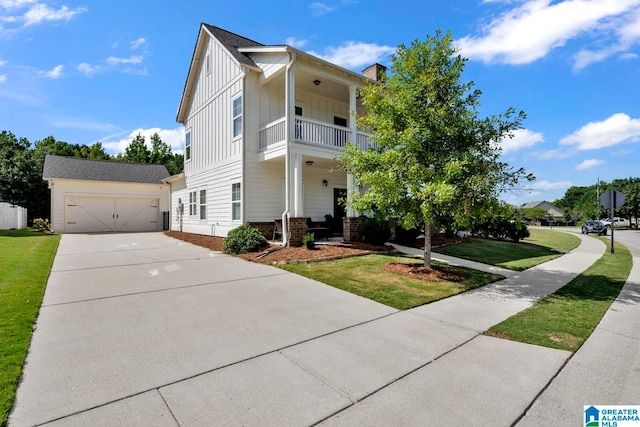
<box><xmin>43</xmin><ymin>155</ymin><xmax>170</xmax><ymax>184</ymax></box>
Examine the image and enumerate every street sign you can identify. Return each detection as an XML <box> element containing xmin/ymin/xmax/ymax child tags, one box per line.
<box><xmin>600</xmin><ymin>189</ymin><xmax>625</xmax><ymax>209</ymax></box>
<box><xmin>600</xmin><ymin>189</ymin><xmax>625</xmax><ymax>254</ymax></box>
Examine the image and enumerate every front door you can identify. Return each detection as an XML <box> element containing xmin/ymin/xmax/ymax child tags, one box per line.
<box><xmin>333</xmin><ymin>188</ymin><xmax>347</xmax><ymax>233</ymax></box>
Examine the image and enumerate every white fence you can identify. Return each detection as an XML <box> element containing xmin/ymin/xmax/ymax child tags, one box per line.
<box><xmin>0</xmin><ymin>202</ymin><xmax>28</xmax><ymax>230</ymax></box>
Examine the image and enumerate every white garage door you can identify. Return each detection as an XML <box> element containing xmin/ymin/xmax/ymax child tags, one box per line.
<box><xmin>65</xmin><ymin>196</ymin><xmax>160</xmax><ymax>233</ymax></box>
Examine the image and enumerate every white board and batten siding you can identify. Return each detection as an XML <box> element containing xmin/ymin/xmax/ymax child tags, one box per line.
<box><xmin>185</xmin><ymin>36</ymin><xmax>244</xmax><ymax>174</ymax></box>
<box><xmin>0</xmin><ymin>202</ymin><xmax>27</xmax><ymax>230</ymax></box>
<box><xmin>49</xmin><ymin>179</ymin><xmax>170</xmax><ymax>233</ymax></box>
<box><xmin>176</xmin><ymin>32</ymin><xmax>249</xmax><ymax>237</ymax></box>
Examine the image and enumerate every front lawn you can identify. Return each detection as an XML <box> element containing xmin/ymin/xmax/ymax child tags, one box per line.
<box><xmin>434</xmin><ymin>228</ymin><xmax>581</xmax><ymax>270</ymax></box>
<box><xmin>0</xmin><ymin>229</ymin><xmax>60</xmax><ymax>426</ymax></box>
<box><xmin>486</xmin><ymin>238</ymin><xmax>632</xmax><ymax>352</ymax></box>
<box><xmin>280</xmin><ymin>254</ymin><xmax>504</xmax><ymax>310</ymax></box>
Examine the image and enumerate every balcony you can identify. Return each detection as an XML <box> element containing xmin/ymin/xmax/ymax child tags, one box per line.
<box><xmin>259</xmin><ymin>117</ymin><xmax>376</xmax><ymax>152</ymax></box>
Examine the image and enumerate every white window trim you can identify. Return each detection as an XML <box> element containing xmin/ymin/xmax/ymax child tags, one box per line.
<box><xmin>231</xmin><ymin>182</ymin><xmax>241</xmax><ymax>222</ymax></box>
<box><xmin>199</xmin><ymin>188</ymin><xmax>207</xmax><ymax>222</ymax></box>
<box><xmin>232</xmin><ymin>94</ymin><xmax>242</xmax><ymax>141</ymax></box>
<box><xmin>189</xmin><ymin>190</ymin><xmax>197</xmax><ymax>217</ymax></box>
<box><xmin>185</xmin><ymin>129</ymin><xmax>192</xmax><ymax>162</ymax></box>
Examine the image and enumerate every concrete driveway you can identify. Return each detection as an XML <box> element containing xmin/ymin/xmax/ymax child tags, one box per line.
<box><xmin>9</xmin><ymin>232</ymin><xmax>397</xmax><ymax>426</ymax></box>
<box><xmin>9</xmin><ymin>230</ymin><xmax>615</xmax><ymax>426</ymax></box>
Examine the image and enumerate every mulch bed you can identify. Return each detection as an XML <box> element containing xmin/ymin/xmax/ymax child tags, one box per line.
<box><xmin>164</xmin><ymin>231</ymin><xmax>468</xmax><ymax>284</ymax></box>
<box><xmin>384</xmin><ymin>262</ymin><xmax>466</xmax><ymax>282</ymax></box>
<box><xmin>164</xmin><ymin>231</ymin><xmax>394</xmax><ymax>265</ymax></box>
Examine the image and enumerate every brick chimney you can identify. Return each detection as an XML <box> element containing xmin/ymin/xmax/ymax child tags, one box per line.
<box><xmin>362</xmin><ymin>63</ymin><xmax>386</xmax><ymax>81</ymax></box>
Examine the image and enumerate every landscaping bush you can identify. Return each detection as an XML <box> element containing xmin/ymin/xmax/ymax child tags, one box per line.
<box><xmin>223</xmin><ymin>224</ymin><xmax>267</xmax><ymax>254</ymax></box>
<box><xmin>360</xmin><ymin>216</ymin><xmax>391</xmax><ymax>245</ymax></box>
<box><xmin>32</xmin><ymin>218</ymin><xmax>51</xmax><ymax>232</ymax></box>
<box><xmin>471</xmin><ymin>216</ymin><xmax>530</xmax><ymax>243</ymax></box>
<box><xmin>302</xmin><ymin>233</ymin><xmax>315</xmax><ymax>249</ymax></box>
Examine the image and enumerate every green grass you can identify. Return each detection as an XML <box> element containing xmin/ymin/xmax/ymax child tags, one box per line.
<box><xmin>0</xmin><ymin>229</ymin><xmax>60</xmax><ymax>426</ymax></box>
<box><xmin>280</xmin><ymin>254</ymin><xmax>504</xmax><ymax>310</ymax></box>
<box><xmin>486</xmin><ymin>238</ymin><xmax>632</xmax><ymax>352</ymax></box>
<box><xmin>434</xmin><ymin>228</ymin><xmax>581</xmax><ymax>270</ymax></box>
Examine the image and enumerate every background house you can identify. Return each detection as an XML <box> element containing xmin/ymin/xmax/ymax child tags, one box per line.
<box><xmin>169</xmin><ymin>24</ymin><xmax>380</xmax><ymax>244</ymax></box>
<box><xmin>520</xmin><ymin>201</ymin><xmax>565</xmax><ymax>224</ymax></box>
<box><xmin>43</xmin><ymin>155</ymin><xmax>170</xmax><ymax>233</ymax></box>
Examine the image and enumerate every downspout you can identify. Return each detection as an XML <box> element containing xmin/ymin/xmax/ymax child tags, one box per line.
<box><xmin>241</xmin><ymin>68</ymin><xmax>247</xmax><ymax>229</ymax></box>
<box><xmin>281</xmin><ymin>50</ymin><xmax>296</xmax><ymax>245</ymax></box>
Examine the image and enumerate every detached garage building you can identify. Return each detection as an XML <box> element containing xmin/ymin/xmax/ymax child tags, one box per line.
<box><xmin>43</xmin><ymin>155</ymin><xmax>171</xmax><ymax>233</ymax></box>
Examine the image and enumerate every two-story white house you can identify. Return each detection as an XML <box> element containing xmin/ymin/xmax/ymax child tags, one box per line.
<box><xmin>167</xmin><ymin>24</ymin><xmax>382</xmax><ymax>245</ymax></box>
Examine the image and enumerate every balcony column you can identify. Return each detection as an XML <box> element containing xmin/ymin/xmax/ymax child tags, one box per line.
<box><xmin>292</xmin><ymin>151</ymin><xmax>304</xmax><ymax>217</ymax></box>
<box><xmin>347</xmin><ymin>85</ymin><xmax>358</xmax><ymax>217</ymax></box>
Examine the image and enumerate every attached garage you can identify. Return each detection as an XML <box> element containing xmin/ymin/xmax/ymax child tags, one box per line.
<box><xmin>43</xmin><ymin>155</ymin><xmax>171</xmax><ymax>233</ymax></box>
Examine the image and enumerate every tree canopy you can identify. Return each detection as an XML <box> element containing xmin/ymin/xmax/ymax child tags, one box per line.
<box><xmin>339</xmin><ymin>30</ymin><xmax>533</xmax><ymax>266</ymax></box>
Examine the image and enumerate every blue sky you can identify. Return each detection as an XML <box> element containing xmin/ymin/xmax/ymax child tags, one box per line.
<box><xmin>1</xmin><ymin>0</ymin><xmax>639</xmax><ymax>205</ymax></box>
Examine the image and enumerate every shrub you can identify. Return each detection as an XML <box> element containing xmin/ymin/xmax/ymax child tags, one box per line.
<box><xmin>471</xmin><ymin>217</ymin><xmax>530</xmax><ymax>243</ymax></box>
<box><xmin>302</xmin><ymin>233</ymin><xmax>315</xmax><ymax>249</ymax></box>
<box><xmin>33</xmin><ymin>218</ymin><xmax>51</xmax><ymax>232</ymax></box>
<box><xmin>360</xmin><ymin>216</ymin><xmax>391</xmax><ymax>245</ymax></box>
<box><xmin>223</xmin><ymin>224</ymin><xmax>267</xmax><ymax>254</ymax></box>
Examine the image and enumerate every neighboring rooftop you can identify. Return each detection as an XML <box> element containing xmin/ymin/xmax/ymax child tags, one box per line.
<box><xmin>42</xmin><ymin>155</ymin><xmax>170</xmax><ymax>184</ymax></box>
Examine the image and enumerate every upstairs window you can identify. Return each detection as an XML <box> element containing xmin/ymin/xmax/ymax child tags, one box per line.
<box><xmin>199</xmin><ymin>189</ymin><xmax>207</xmax><ymax>220</ymax></box>
<box><xmin>233</xmin><ymin>96</ymin><xmax>242</xmax><ymax>138</ymax></box>
<box><xmin>185</xmin><ymin>131</ymin><xmax>191</xmax><ymax>161</ymax></box>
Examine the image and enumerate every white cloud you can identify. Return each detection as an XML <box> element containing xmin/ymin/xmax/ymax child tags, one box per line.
<box><xmin>39</xmin><ymin>64</ymin><xmax>63</xmax><ymax>78</ymax></box>
<box><xmin>102</xmin><ymin>127</ymin><xmax>185</xmax><ymax>155</ymax></box>
<box><xmin>560</xmin><ymin>113</ymin><xmax>640</xmax><ymax>150</ymax></box>
<box><xmin>0</xmin><ymin>0</ymin><xmax>36</xmax><ymax>9</ymax></box>
<box><xmin>500</xmin><ymin>128</ymin><xmax>544</xmax><ymax>153</ymax></box>
<box><xmin>620</xmin><ymin>52</ymin><xmax>639</xmax><ymax>59</ymax></box>
<box><xmin>106</xmin><ymin>55</ymin><xmax>143</xmax><ymax>65</ymax></box>
<box><xmin>531</xmin><ymin>180</ymin><xmax>573</xmax><ymax>191</ymax></box>
<box><xmin>0</xmin><ymin>73</ymin><xmax>6</xmax><ymax>83</ymax></box>
<box><xmin>48</xmin><ymin>115</ymin><xmax>117</xmax><ymax>132</ymax></box>
<box><xmin>309</xmin><ymin>2</ymin><xmax>334</xmax><ymax>16</ymax></box>
<box><xmin>77</xmin><ymin>62</ymin><xmax>100</xmax><ymax>75</ymax></box>
<box><xmin>456</xmin><ymin>0</ymin><xmax>640</xmax><ymax>66</ymax></box>
<box><xmin>0</xmin><ymin>59</ymin><xmax>6</xmax><ymax>66</ymax></box>
<box><xmin>286</xmin><ymin>37</ymin><xmax>308</xmax><ymax>48</ymax></box>
<box><xmin>575</xmin><ymin>159</ymin><xmax>605</xmax><ymax>170</ymax></box>
<box><xmin>23</xmin><ymin>3</ymin><xmax>86</xmax><ymax>27</ymax></box>
<box><xmin>129</xmin><ymin>37</ymin><xmax>146</xmax><ymax>50</ymax></box>
<box><xmin>310</xmin><ymin>41</ymin><xmax>395</xmax><ymax>69</ymax></box>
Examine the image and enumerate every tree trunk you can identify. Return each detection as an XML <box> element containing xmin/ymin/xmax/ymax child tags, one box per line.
<box><xmin>424</xmin><ymin>222</ymin><xmax>432</xmax><ymax>268</ymax></box>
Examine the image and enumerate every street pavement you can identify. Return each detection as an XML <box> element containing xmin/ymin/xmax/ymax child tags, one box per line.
<box><xmin>9</xmin><ymin>229</ymin><xmax>636</xmax><ymax>426</ymax></box>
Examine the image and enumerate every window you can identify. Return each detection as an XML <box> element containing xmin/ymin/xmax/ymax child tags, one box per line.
<box><xmin>233</xmin><ymin>96</ymin><xmax>242</xmax><ymax>138</ymax></box>
<box><xmin>199</xmin><ymin>189</ymin><xmax>207</xmax><ymax>220</ymax></box>
<box><xmin>231</xmin><ymin>183</ymin><xmax>241</xmax><ymax>221</ymax></box>
<box><xmin>189</xmin><ymin>191</ymin><xmax>196</xmax><ymax>216</ymax></box>
<box><xmin>205</xmin><ymin>54</ymin><xmax>210</xmax><ymax>74</ymax></box>
<box><xmin>295</xmin><ymin>106</ymin><xmax>303</xmax><ymax>139</ymax></box>
<box><xmin>185</xmin><ymin>131</ymin><xmax>191</xmax><ymax>161</ymax></box>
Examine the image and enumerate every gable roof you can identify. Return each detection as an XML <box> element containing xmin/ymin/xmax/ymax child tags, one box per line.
<box><xmin>43</xmin><ymin>155</ymin><xmax>170</xmax><ymax>184</ymax></box>
<box><xmin>203</xmin><ymin>24</ymin><xmax>263</xmax><ymax>68</ymax></box>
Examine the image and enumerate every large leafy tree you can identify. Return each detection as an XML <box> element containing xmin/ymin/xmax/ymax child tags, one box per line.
<box><xmin>123</xmin><ymin>133</ymin><xmax>151</xmax><ymax>163</ymax></box>
<box><xmin>339</xmin><ymin>31</ymin><xmax>532</xmax><ymax>267</ymax></box>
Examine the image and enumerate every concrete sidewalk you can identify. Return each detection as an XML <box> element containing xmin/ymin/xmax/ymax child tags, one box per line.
<box><xmin>9</xmin><ymin>231</ymin><xmax>616</xmax><ymax>426</ymax></box>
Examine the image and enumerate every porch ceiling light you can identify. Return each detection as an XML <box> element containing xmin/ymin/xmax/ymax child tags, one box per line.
<box><xmin>313</xmin><ymin>79</ymin><xmax>321</xmax><ymax>86</ymax></box>
<box><xmin>305</xmin><ymin>160</ymin><xmax>314</xmax><ymax>166</ymax></box>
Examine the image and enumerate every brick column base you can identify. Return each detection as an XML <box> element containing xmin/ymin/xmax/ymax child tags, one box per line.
<box><xmin>343</xmin><ymin>216</ymin><xmax>364</xmax><ymax>242</ymax></box>
<box><xmin>288</xmin><ymin>217</ymin><xmax>308</xmax><ymax>247</ymax></box>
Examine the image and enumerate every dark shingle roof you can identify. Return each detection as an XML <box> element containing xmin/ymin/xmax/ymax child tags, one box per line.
<box><xmin>203</xmin><ymin>24</ymin><xmax>264</xmax><ymax>68</ymax></box>
<box><xmin>43</xmin><ymin>155</ymin><xmax>170</xmax><ymax>184</ymax></box>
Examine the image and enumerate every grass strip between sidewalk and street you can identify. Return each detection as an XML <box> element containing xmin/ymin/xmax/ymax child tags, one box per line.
<box><xmin>0</xmin><ymin>229</ymin><xmax>60</xmax><ymax>427</ymax></box>
<box><xmin>435</xmin><ymin>228</ymin><xmax>581</xmax><ymax>271</ymax></box>
<box><xmin>280</xmin><ymin>254</ymin><xmax>504</xmax><ymax>310</ymax></box>
<box><xmin>486</xmin><ymin>238</ymin><xmax>632</xmax><ymax>352</ymax></box>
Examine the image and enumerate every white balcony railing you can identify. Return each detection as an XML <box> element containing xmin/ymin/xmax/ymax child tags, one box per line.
<box><xmin>259</xmin><ymin>117</ymin><xmax>376</xmax><ymax>151</ymax></box>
